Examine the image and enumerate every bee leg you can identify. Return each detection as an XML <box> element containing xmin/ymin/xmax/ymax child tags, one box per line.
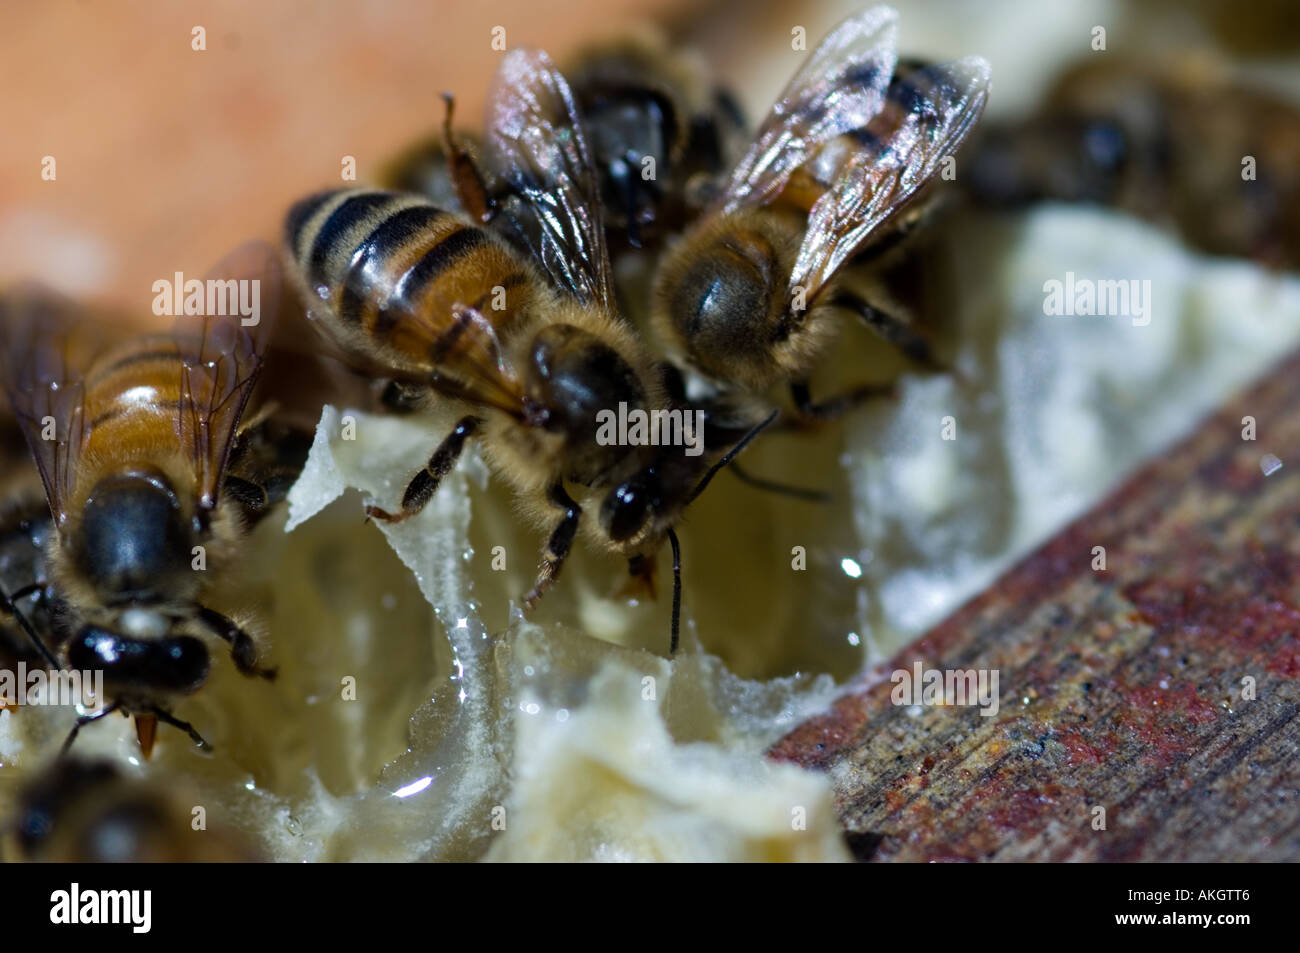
<box><xmin>832</xmin><ymin>290</ymin><xmax>949</xmax><ymax>374</ymax></box>
<box><xmin>0</xmin><ymin>582</ymin><xmax>59</xmax><ymax>668</ymax></box>
<box><xmin>790</xmin><ymin>379</ymin><xmax>896</xmax><ymax>422</ymax></box>
<box><xmin>6</xmin><ymin>581</ymin><xmax>43</xmax><ymax>601</ymax></box>
<box><xmin>197</xmin><ymin>607</ymin><xmax>277</xmax><ymax>681</ymax></box>
<box><xmin>148</xmin><ymin>706</ymin><xmax>211</xmax><ymax>751</ymax></box>
<box><xmin>225</xmin><ymin>471</ymin><xmax>302</xmax><ymax>522</ymax></box>
<box><xmin>226</xmin><ymin>419</ymin><xmax>313</xmax><ymax>522</ymax></box>
<box><xmin>727</xmin><ymin>462</ymin><xmax>832</xmax><ymax>503</ymax></box>
<box><xmin>224</xmin><ymin>476</ymin><xmax>270</xmax><ymax>512</ymax></box>
<box><xmin>366</xmin><ymin>416</ymin><xmax>480</xmax><ymax>523</ymax></box>
<box><xmin>259</xmin><ymin>470</ymin><xmax>302</xmax><ymax>508</ymax></box>
<box><xmin>441</xmin><ymin>92</ymin><xmax>492</xmax><ymax>223</ymax></box>
<box><xmin>523</xmin><ymin>483</ymin><xmax>581</xmax><ymax>610</ymax></box>
<box><xmin>60</xmin><ymin>701</ymin><xmax>122</xmax><ymax>756</ymax></box>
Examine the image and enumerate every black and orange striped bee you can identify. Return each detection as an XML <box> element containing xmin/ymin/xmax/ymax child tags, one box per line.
<box><xmin>285</xmin><ymin>49</ymin><xmax>769</xmax><ymax>653</ymax></box>
<box><xmin>0</xmin><ymin>245</ymin><xmax>294</xmax><ymax>755</ymax></box>
<box><xmin>649</xmin><ymin>6</ymin><xmax>991</xmax><ymax>419</ymax></box>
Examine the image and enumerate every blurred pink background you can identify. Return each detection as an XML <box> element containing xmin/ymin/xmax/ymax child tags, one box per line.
<box><xmin>0</xmin><ymin>0</ymin><xmax>690</xmax><ymax>316</ymax></box>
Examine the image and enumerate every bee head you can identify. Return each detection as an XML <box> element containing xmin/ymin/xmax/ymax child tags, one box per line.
<box><xmin>580</xmin><ymin>86</ymin><xmax>678</xmax><ymax>245</ymax></box>
<box><xmin>14</xmin><ymin>757</ymin><xmax>121</xmax><ymax>857</ymax></box>
<box><xmin>600</xmin><ymin>466</ymin><xmax>664</xmax><ymax>546</ymax></box>
<box><xmin>67</xmin><ymin>626</ymin><xmax>210</xmax><ymax>696</ymax></box>
<box><xmin>527</xmin><ymin>324</ymin><xmax>647</xmax><ymax>482</ymax></box>
<box><xmin>74</xmin><ymin>470</ymin><xmax>194</xmax><ymax>604</ymax></box>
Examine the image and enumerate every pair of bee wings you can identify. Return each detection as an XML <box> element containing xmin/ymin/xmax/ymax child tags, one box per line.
<box><xmin>376</xmin><ymin>47</ymin><xmax>617</xmax><ymax>422</ymax></box>
<box><xmin>0</xmin><ymin>243</ymin><xmax>278</xmax><ymax>524</ymax></box>
<box><xmin>482</xmin><ymin>48</ymin><xmax>617</xmax><ymax>313</ymax></box>
<box><xmin>715</xmin><ymin>5</ymin><xmax>991</xmax><ymax>312</ymax></box>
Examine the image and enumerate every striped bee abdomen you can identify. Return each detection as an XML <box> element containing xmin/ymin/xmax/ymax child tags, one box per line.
<box><xmin>285</xmin><ymin>189</ymin><xmax>535</xmax><ymax>372</ymax></box>
<box><xmin>80</xmin><ymin>336</ymin><xmax>186</xmax><ymax>459</ymax></box>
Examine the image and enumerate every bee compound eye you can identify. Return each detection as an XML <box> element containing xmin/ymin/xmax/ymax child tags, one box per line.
<box><xmin>602</xmin><ymin>477</ymin><xmax>655</xmax><ymax>543</ymax></box>
<box><xmin>164</xmin><ymin>636</ymin><xmax>211</xmax><ymax>692</ymax></box>
<box><xmin>66</xmin><ymin>628</ymin><xmax>210</xmax><ymax>694</ymax></box>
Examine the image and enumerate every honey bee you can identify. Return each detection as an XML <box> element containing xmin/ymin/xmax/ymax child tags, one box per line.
<box><xmin>285</xmin><ymin>49</ymin><xmax>771</xmax><ymax>653</ymax></box>
<box><xmin>0</xmin><ymin>245</ymin><xmax>290</xmax><ymax>755</ymax></box>
<box><xmin>962</xmin><ymin>57</ymin><xmax>1300</xmax><ymax>268</ymax></box>
<box><xmin>649</xmin><ymin>6</ymin><xmax>991</xmax><ymax>419</ymax></box>
<box><xmin>382</xmin><ymin>31</ymin><xmax>746</xmax><ymax>253</ymax></box>
<box><xmin>5</xmin><ymin>756</ymin><xmax>262</xmax><ymax>861</ymax></box>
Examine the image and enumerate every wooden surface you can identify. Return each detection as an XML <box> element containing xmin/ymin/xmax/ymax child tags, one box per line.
<box><xmin>770</xmin><ymin>349</ymin><xmax>1300</xmax><ymax>861</ymax></box>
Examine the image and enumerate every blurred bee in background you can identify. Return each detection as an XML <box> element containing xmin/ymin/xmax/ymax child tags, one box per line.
<box><xmin>0</xmin><ymin>411</ymin><xmax>56</xmax><ymax>672</ymax></box>
<box><xmin>649</xmin><ymin>6</ymin><xmax>991</xmax><ymax>420</ymax></box>
<box><xmin>382</xmin><ymin>29</ymin><xmax>747</xmax><ymax>255</ymax></box>
<box><xmin>561</xmin><ymin>30</ymin><xmax>748</xmax><ymax>251</ymax></box>
<box><xmin>962</xmin><ymin>57</ymin><xmax>1300</xmax><ymax>269</ymax></box>
<box><xmin>286</xmin><ymin>48</ymin><xmax>772</xmax><ymax>653</ymax></box>
<box><xmin>4</xmin><ymin>756</ymin><xmax>262</xmax><ymax>861</ymax></box>
<box><xmin>0</xmin><ymin>245</ymin><xmax>296</xmax><ymax>756</ymax></box>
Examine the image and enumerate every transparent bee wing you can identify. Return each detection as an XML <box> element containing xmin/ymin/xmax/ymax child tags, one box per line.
<box><xmin>173</xmin><ymin>241</ymin><xmax>279</xmax><ymax>510</ymax></box>
<box><xmin>0</xmin><ymin>286</ymin><xmax>96</xmax><ymax>526</ymax></box>
<box><xmin>484</xmin><ymin>47</ymin><xmax>616</xmax><ymax>310</ymax></box>
<box><xmin>790</xmin><ymin>56</ymin><xmax>991</xmax><ymax>307</ymax></box>
<box><xmin>718</xmin><ymin>5</ymin><xmax>899</xmax><ymax>214</ymax></box>
<box><xmin>418</xmin><ymin>301</ymin><xmax>534</xmax><ymax>420</ymax></box>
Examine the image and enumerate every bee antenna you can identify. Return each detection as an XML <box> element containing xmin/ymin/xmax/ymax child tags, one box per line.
<box><xmin>667</xmin><ymin>527</ymin><xmax>681</xmax><ymax>655</ymax></box>
<box><xmin>728</xmin><ymin>462</ymin><xmax>832</xmax><ymax>503</ymax></box>
<box><xmin>0</xmin><ymin>584</ymin><xmax>59</xmax><ymax>668</ymax></box>
<box><xmin>686</xmin><ymin>408</ymin><xmax>779</xmax><ymax>505</ymax></box>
